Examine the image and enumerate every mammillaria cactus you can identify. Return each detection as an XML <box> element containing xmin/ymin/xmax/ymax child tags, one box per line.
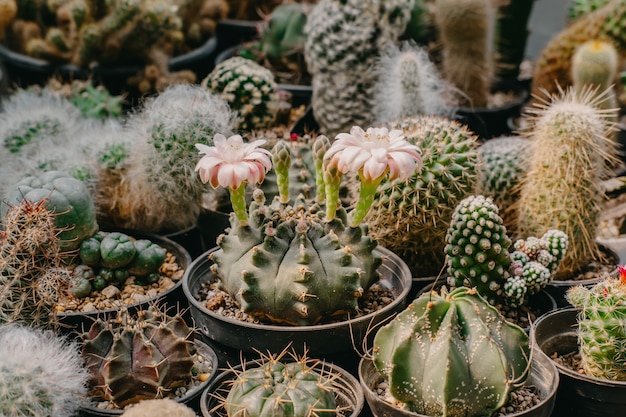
<box><xmin>372</xmin><ymin>285</ymin><xmax>530</xmax><ymax>417</ymax></box>
<box><xmin>81</xmin><ymin>306</ymin><xmax>196</xmax><ymax>407</ymax></box>
<box><xmin>365</xmin><ymin>115</ymin><xmax>479</xmax><ymax>277</ymax></box>
<box><xmin>566</xmin><ymin>265</ymin><xmax>626</xmax><ymax>380</ymax></box>
<box><xmin>0</xmin><ymin>324</ymin><xmax>89</xmax><ymax>417</ymax></box>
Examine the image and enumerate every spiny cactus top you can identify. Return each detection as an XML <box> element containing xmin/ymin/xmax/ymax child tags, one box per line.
<box><xmin>567</xmin><ymin>265</ymin><xmax>626</xmax><ymax>381</ymax></box>
<box><xmin>373</xmin><ymin>286</ymin><xmax>530</xmax><ymax>417</ymax></box>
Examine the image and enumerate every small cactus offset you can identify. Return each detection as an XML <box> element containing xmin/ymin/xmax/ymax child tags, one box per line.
<box><xmin>203</xmin><ymin>56</ymin><xmax>279</xmax><ymax>131</ymax></box>
<box><xmin>222</xmin><ymin>348</ymin><xmax>337</xmax><ymax>417</ymax></box>
<box><xmin>566</xmin><ymin>265</ymin><xmax>626</xmax><ymax>380</ymax></box>
<box><xmin>0</xmin><ymin>324</ymin><xmax>89</xmax><ymax>417</ymax></box>
<box><xmin>373</xmin><ymin>286</ymin><xmax>530</xmax><ymax>417</ymax></box>
<box><xmin>81</xmin><ymin>305</ymin><xmax>196</xmax><ymax>407</ymax></box>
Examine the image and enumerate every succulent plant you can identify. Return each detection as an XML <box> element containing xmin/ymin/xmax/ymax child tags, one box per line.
<box><xmin>365</xmin><ymin>115</ymin><xmax>479</xmax><ymax>277</ymax></box>
<box><xmin>43</xmin><ymin>78</ymin><xmax>125</xmax><ymax>119</ymax></box>
<box><xmin>120</xmin><ymin>398</ymin><xmax>197</xmax><ymax>417</ymax></box>
<box><xmin>568</xmin><ymin>0</ymin><xmax>611</xmax><ymax>21</ymax></box>
<box><xmin>0</xmin><ymin>323</ymin><xmax>89</xmax><ymax>417</ymax></box>
<box><xmin>373</xmin><ymin>285</ymin><xmax>531</xmax><ymax>417</ymax></box>
<box><xmin>223</xmin><ymin>349</ymin><xmax>337</xmax><ymax>417</ymax></box>
<box><xmin>567</xmin><ymin>266</ymin><xmax>626</xmax><ymax>381</ymax></box>
<box><xmin>433</xmin><ymin>0</ymin><xmax>495</xmax><ymax>108</ymax></box>
<box><xmin>81</xmin><ymin>305</ymin><xmax>196</xmax><ymax>407</ymax></box>
<box><xmin>516</xmin><ymin>87</ymin><xmax>617</xmax><ymax>277</ymax></box>
<box><xmin>494</xmin><ymin>0</ymin><xmax>537</xmax><ymax>81</ymax></box>
<box><xmin>203</xmin><ymin>56</ymin><xmax>279</xmax><ymax>131</ymax></box>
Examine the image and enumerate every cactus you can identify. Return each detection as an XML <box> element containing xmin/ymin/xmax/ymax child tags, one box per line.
<box><xmin>373</xmin><ymin>285</ymin><xmax>530</xmax><ymax>417</ymax></box>
<box><xmin>120</xmin><ymin>398</ymin><xmax>197</xmax><ymax>417</ymax></box>
<box><xmin>516</xmin><ymin>87</ymin><xmax>618</xmax><ymax>277</ymax></box>
<box><xmin>0</xmin><ymin>0</ymin><xmax>17</xmax><ymax>40</ymax></box>
<box><xmin>81</xmin><ymin>305</ymin><xmax>196</xmax><ymax>407</ymax></box>
<box><xmin>102</xmin><ymin>84</ymin><xmax>233</xmax><ymax>233</ymax></box>
<box><xmin>0</xmin><ymin>324</ymin><xmax>89</xmax><ymax>417</ymax></box>
<box><xmin>531</xmin><ymin>0</ymin><xmax>626</xmax><ymax>99</ymax></box>
<box><xmin>365</xmin><ymin>116</ymin><xmax>479</xmax><ymax>277</ymax></box>
<box><xmin>568</xmin><ymin>0</ymin><xmax>611</xmax><ymax>21</ymax></box>
<box><xmin>303</xmin><ymin>0</ymin><xmax>415</xmax><ymax>135</ymax></box>
<box><xmin>223</xmin><ymin>350</ymin><xmax>337</xmax><ymax>417</ymax></box>
<box><xmin>433</xmin><ymin>0</ymin><xmax>495</xmax><ymax>108</ymax></box>
<box><xmin>373</xmin><ymin>41</ymin><xmax>457</xmax><ymax>123</ymax></box>
<box><xmin>494</xmin><ymin>0</ymin><xmax>536</xmax><ymax>81</ymax></box>
<box><xmin>203</xmin><ymin>56</ymin><xmax>279</xmax><ymax>131</ymax></box>
<box><xmin>566</xmin><ymin>266</ymin><xmax>626</xmax><ymax>381</ymax></box>
<box><xmin>42</xmin><ymin>78</ymin><xmax>125</xmax><ymax>119</ymax></box>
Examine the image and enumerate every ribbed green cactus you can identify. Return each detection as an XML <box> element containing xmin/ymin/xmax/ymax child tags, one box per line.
<box><xmin>434</xmin><ymin>0</ymin><xmax>495</xmax><ymax>108</ymax></box>
<box><xmin>373</xmin><ymin>285</ymin><xmax>530</xmax><ymax>417</ymax></box>
<box><xmin>572</xmin><ymin>40</ymin><xmax>619</xmax><ymax>115</ymax></box>
<box><xmin>82</xmin><ymin>306</ymin><xmax>196</xmax><ymax>407</ymax></box>
<box><xmin>516</xmin><ymin>87</ymin><xmax>617</xmax><ymax>277</ymax></box>
<box><xmin>303</xmin><ymin>0</ymin><xmax>414</xmax><ymax>135</ymax></box>
<box><xmin>567</xmin><ymin>266</ymin><xmax>626</xmax><ymax>380</ymax></box>
<box><xmin>0</xmin><ymin>324</ymin><xmax>89</xmax><ymax>417</ymax></box>
<box><xmin>203</xmin><ymin>56</ymin><xmax>279</xmax><ymax>131</ymax></box>
<box><xmin>365</xmin><ymin>116</ymin><xmax>479</xmax><ymax>277</ymax></box>
<box><xmin>223</xmin><ymin>351</ymin><xmax>337</xmax><ymax>417</ymax></box>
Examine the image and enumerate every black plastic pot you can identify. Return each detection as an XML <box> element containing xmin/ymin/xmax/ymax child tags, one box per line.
<box><xmin>532</xmin><ymin>307</ymin><xmax>626</xmax><ymax>417</ymax></box>
<box><xmin>200</xmin><ymin>359</ymin><xmax>364</xmax><ymax>417</ymax></box>
<box><xmin>182</xmin><ymin>246</ymin><xmax>412</xmax><ymax>356</ymax></box>
<box><xmin>359</xmin><ymin>349</ymin><xmax>558</xmax><ymax>417</ymax></box>
<box><xmin>214</xmin><ymin>19</ymin><xmax>260</xmax><ymax>59</ymax></box>
<box><xmin>164</xmin><ymin>208</ymin><xmax>231</xmax><ymax>260</ymax></box>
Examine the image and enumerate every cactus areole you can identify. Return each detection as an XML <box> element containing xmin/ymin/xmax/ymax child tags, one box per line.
<box><xmin>373</xmin><ymin>286</ymin><xmax>530</xmax><ymax>417</ymax></box>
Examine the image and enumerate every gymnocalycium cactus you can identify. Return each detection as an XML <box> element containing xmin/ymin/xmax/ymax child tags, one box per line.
<box><xmin>82</xmin><ymin>305</ymin><xmax>196</xmax><ymax>407</ymax></box>
<box><xmin>445</xmin><ymin>195</ymin><xmax>568</xmax><ymax>307</ymax></box>
<box><xmin>195</xmin><ymin>127</ymin><xmax>421</xmax><ymax>325</ymax></box>
<box><xmin>567</xmin><ymin>265</ymin><xmax>626</xmax><ymax>381</ymax></box>
<box><xmin>373</xmin><ymin>285</ymin><xmax>530</xmax><ymax>417</ymax></box>
<box><xmin>223</xmin><ymin>349</ymin><xmax>337</xmax><ymax>417</ymax></box>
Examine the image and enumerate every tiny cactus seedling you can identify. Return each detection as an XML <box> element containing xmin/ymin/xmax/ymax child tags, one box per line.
<box><xmin>566</xmin><ymin>265</ymin><xmax>626</xmax><ymax>381</ymax></box>
<box><xmin>373</xmin><ymin>286</ymin><xmax>530</xmax><ymax>417</ymax></box>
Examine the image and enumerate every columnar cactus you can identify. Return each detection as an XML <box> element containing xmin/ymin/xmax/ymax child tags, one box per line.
<box><xmin>516</xmin><ymin>87</ymin><xmax>617</xmax><ymax>277</ymax></box>
<box><xmin>567</xmin><ymin>266</ymin><xmax>626</xmax><ymax>380</ymax></box>
<box><xmin>494</xmin><ymin>0</ymin><xmax>536</xmax><ymax>81</ymax></box>
<box><xmin>203</xmin><ymin>56</ymin><xmax>279</xmax><ymax>131</ymax></box>
<box><xmin>373</xmin><ymin>286</ymin><xmax>530</xmax><ymax>417</ymax></box>
<box><xmin>81</xmin><ymin>306</ymin><xmax>196</xmax><ymax>407</ymax></box>
<box><xmin>0</xmin><ymin>324</ymin><xmax>89</xmax><ymax>417</ymax></box>
<box><xmin>433</xmin><ymin>0</ymin><xmax>495</xmax><ymax>108</ymax></box>
<box><xmin>365</xmin><ymin>116</ymin><xmax>479</xmax><ymax>277</ymax></box>
<box><xmin>223</xmin><ymin>351</ymin><xmax>337</xmax><ymax>417</ymax></box>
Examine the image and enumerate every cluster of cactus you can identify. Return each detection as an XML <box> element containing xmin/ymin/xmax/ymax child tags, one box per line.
<box><xmin>69</xmin><ymin>231</ymin><xmax>166</xmax><ymax>298</ymax></box>
<box><xmin>373</xmin><ymin>41</ymin><xmax>456</xmax><ymax>123</ymax></box>
<box><xmin>566</xmin><ymin>266</ymin><xmax>626</xmax><ymax>381</ymax></box>
<box><xmin>81</xmin><ymin>305</ymin><xmax>196</xmax><ymax>407</ymax></box>
<box><xmin>203</xmin><ymin>56</ymin><xmax>280</xmax><ymax>131</ymax></box>
<box><xmin>98</xmin><ymin>84</ymin><xmax>233</xmax><ymax>233</ymax></box>
<box><xmin>0</xmin><ymin>324</ymin><xmax>89</xmax><ymax>417</ymax></box>
<box><xmin>531</xmin><ymin>0</ymin><xmax>626</xmax><ymax>99</ymax></box>
<box><xmin>0</xmin><ymin>198</ymin><xmax>73</xmax><ymax>328</ymax></box>
<box><xmin>303</xmin><ymin>0</ymin><xmax>416</xmax><ymax>135</ymax></box>
<box><xmin>373</xmin><ymin>285</ymin><xmax>531</xmax><ymax>417</ymax></box>
<box><xmin>223</xmin><ymin>349</ymin><xmax>337</xmax><ymax>417</ymax></box>
<box><xmin>365</xmin><ymin>115</ymin><xmax>479</xmax><ymax>277</ymax></box>
<box><xmin>516</xmin><ymin>87</ymin><xmax>617</xmax><ymax>277</ymax></box>
<box><xmin>445</xmin><ymin>195</ymin><xmax>568</xmax><ymax>307</ymax></box>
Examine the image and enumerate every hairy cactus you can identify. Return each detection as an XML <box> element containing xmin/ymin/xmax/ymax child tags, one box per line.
<box><xmin>0</xmin><ymin>324</ymin><xmax>89</xmax><ymax>417</ymax></box>
<box><xmin>373</xmin><ymin>41</ymin><xmax>457</xmax><ymax>123</ymax></box>
<box><xmin>365</xmin><ymin>116</ymin><xmax>479</xmax><ymax>277</ymax></box>
<box><xmin>373</xmin><ymin>285</ymin><xmax>530</xmax><ymax>417</ymax></box>
<box><xmin>82</xmin><ymin>306</ymin><xmax>196</xmax><ymax>407</ymax></box>
<box><xmin>531</xmin><ymin>0</ymin><xmax>626</xmax><ymax>99</ymax></box>
<box><xmin>434</xmin><ymin>0</ymin><xmax>495</xmax><ymax>108</ymax></box>
<box><xmin>121</xmin><ymin>398</ymin><xmax>197</xmax><ymax>417</ymax></box>
<box><xmin>102</xmin><ymin>84</ymin><xmax>233</xmax><ymax>233</ymax></box>
<box><xmin>566</xmin><ymin>266</ymin><xmax>626</xmax><ymax>380</ymax></box>
<box><xmin>223</xmin><ymin>350</ymin><xmax>337</xmax><ymax>417</ymax></box>
<box><xmin>203</xmin><ymin>56</ymin><xmax>279</xmax><ymax>131</ymax></box>
<box><xmin>303</xmin><ymin>0</ymin><xmax>415</xmax><ymax>135</ymax></box>
<box><xmin>572</xmin><ymin>40</ymin><xmax>619</xmax><ymax>116</ymax></box>
<box><xmin>0</xmin><ymin>198</ymin><xmax>73</xmax><ymax>328</ymax></box>
<box><xmin>516</xmin><ymin>87</ymin><xmax>617</xmax><ymax>277</ymax></box>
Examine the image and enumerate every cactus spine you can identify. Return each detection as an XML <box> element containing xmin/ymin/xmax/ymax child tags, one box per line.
<box><xmin>516</xmin><ymin>87</ymin><xmax>617</xmax><ymax>277</ymax></box>
<box><xmin>433</xmin><ymin>0</ymin><xmax>495</xmax><ymax>108</ymax></box>
<box><xmin>373</xmin><ymin>286</ymin><xmax>530</xmax><ymax>417</ymax></box>
<box><xmin>566</xmin><ymin>266</ymin><xmax>626</xmax><ymax>380</ymax></box>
